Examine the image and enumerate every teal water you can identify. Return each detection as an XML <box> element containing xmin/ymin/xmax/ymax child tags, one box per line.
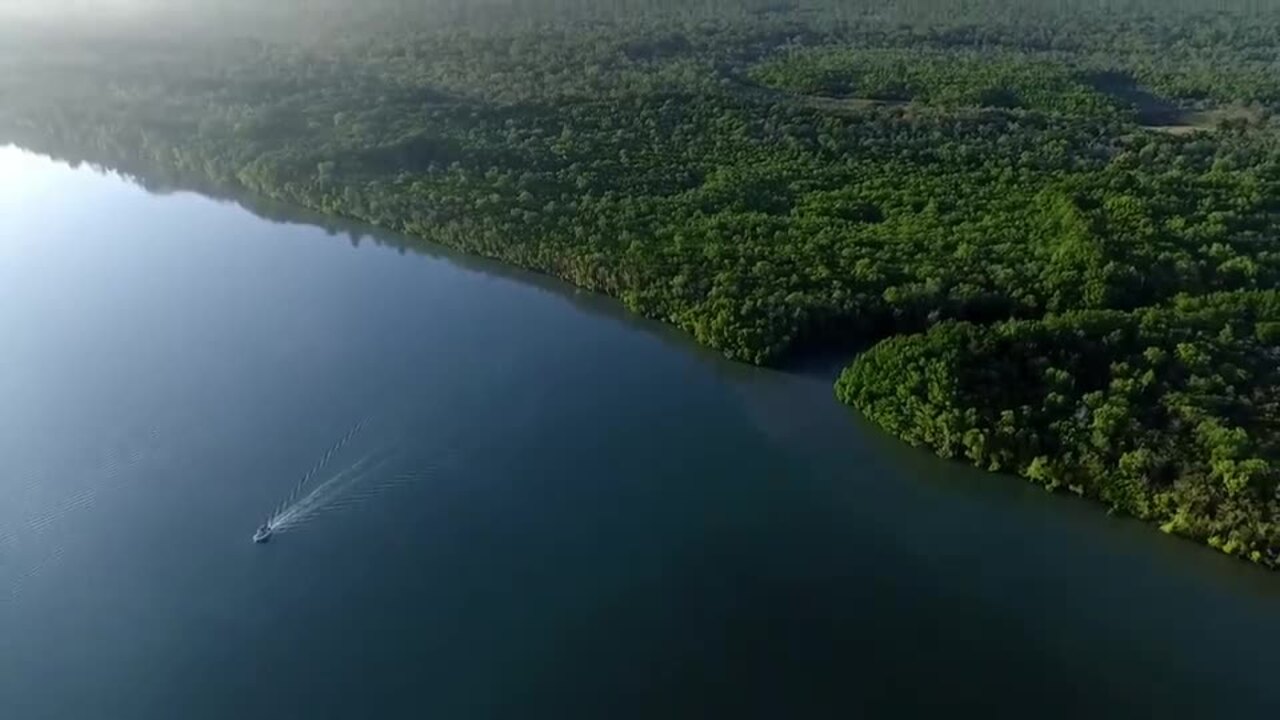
<box><xmin>1</xmin><ymin>145</ymin><xmax>1278</xmax><ymax>718</ymax></box>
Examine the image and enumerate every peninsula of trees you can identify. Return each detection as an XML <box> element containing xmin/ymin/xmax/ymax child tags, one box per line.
<box><xmin>2</xmin><ymin>0</ymin><xmax>1277</xmax><ymax>566</ymax></box>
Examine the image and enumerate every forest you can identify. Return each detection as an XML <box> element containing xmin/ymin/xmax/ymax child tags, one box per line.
<box><xmin>1</xmin><ymin>0</ymin><xmax>1277</xmax><ymax>566</ymax></box>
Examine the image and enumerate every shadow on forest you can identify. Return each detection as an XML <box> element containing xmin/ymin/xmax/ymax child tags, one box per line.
<box><xmin>1085</xmin><ymin>71</ymin><xmax>1192</xmax><ymax>127</ymax></box>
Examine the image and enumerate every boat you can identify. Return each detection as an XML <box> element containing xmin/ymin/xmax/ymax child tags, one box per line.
<box><xmin>253</xmin><ymin>522</ymin><xmax>274</xmax><ymax>544</ymax></box>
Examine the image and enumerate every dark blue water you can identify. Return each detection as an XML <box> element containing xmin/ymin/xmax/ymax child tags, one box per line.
<box><xmin>1</xmin><ymin>146</ymin><xmax>1278</xmax><ymax>719</ymax></box>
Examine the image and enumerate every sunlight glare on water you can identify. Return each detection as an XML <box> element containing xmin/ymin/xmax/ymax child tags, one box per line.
<box><xmin>0</xmin><ymin>144</ymin><xmax>73</xmax><ymax>208</ymax></box>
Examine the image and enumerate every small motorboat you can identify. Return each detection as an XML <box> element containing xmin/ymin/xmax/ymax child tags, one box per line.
<box><xmin>253</xmin><ymin>523</ymin><xmax>274</xmax><ymax>544</ymax></box>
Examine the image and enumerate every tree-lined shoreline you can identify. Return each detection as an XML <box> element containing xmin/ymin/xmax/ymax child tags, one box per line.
<box><xmin>3</xmin><ymin>0</ymin><xmax>1277</xmax><ymax>565</ymax></box>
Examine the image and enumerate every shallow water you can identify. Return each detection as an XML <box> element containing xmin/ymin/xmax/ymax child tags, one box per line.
<box><xmin>1</xmin><ymin>145</ymin><xmax>1277</xmax><ymax>718</ymax></box>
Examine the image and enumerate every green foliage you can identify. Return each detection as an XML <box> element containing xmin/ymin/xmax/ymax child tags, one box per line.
<box><xmin>750</xmin><ymin>48</ymin><xmax>1127</xmax><ymax>119</ymax></box>
<box><xmin>837</xmin><ymin>292</ymin><xmax>1280</xmax><ymax>566</ymax></box>
<box><xmin>1</xmin><ymin>0</ymin><xmax>1279</xmax><ymax>565</ymax></box>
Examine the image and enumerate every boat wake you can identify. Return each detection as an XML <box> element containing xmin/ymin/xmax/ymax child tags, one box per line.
<box><xmin>268</xmin><ymin>450</ymin><xmax>392</xmax><ymax>533</ymax></box>
<box><xmin>3</xmin><ymin>423</ymin><xmax>165</xmax><ymax>605</ymax></box>
<box><xmin>253</xmin><ymin>420</ymin><xmax>442</xmax><ymax>542</ymax></box>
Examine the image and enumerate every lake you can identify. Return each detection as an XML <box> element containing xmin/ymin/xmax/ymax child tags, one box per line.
<box><xmin>1</xmin><ymin>145</ymin><xmax>1278</xmax><ymax>718</ymax></box>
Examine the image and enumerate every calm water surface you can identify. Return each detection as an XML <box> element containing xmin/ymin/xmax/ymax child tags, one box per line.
<box><xmin>1</xmin><ymin>146</ymin><xmax>1278</xmax><ymax>718</ymax></box>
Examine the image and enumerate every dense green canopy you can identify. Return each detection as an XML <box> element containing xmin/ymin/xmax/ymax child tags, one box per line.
<box><xmin>2</xmin><ymin>0</ymin><xmax>1277</xmax><ymax>565</ymax></box>
<box><xmin>839</xmin><ymin>292</ymin><xmax>1280</xmax><ymax>565</ymax></box>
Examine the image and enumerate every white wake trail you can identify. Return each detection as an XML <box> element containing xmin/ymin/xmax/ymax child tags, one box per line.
<box><xmin>252</xmin><ymin>420</ymin><xmax>472</xmax><ymax>540</ymax></box>
<box><xmin>267</xmin><ymin>450</ymin><xmax>393</xmax><ymax>533</ymax></box>
<box><xmin>275</xmin><ymin>419</ymin><xmax>367</xmax><ymax>517</ymax></box>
